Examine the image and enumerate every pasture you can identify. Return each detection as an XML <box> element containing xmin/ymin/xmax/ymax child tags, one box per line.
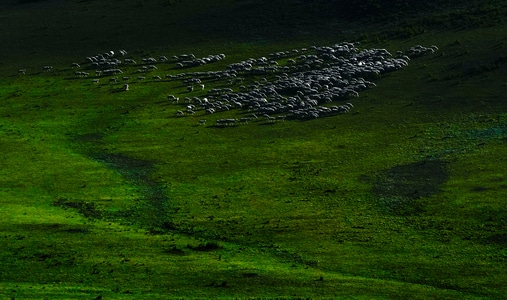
<box><xmin>1</xmin><ymin>0</ymin><xmax>507</xmax><ymax>298</ymax></box>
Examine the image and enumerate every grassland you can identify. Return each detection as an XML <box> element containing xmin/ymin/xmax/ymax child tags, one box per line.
<box><xmin>1</xmin><ymin>0</ymin><xmax>507</xmax><ymax>298</ymax></box>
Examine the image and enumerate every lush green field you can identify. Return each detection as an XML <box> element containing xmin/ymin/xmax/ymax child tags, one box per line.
<box><xmin>1</xmin><ymin>0</ymin><xmax>506</xmax><ymax>298</ymax></box>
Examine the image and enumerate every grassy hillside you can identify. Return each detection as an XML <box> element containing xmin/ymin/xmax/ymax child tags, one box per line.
<box><xmin>1</xmin><ymin>0</ymin><xmax>506</xmax><ymax>298</ymax></box>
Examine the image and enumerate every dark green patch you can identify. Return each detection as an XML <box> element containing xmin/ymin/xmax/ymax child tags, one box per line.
<box><xmin>470</xmin><ymin>186</ymin><xmax>492</xmax><ymax>192</ymax></box>
<box><xmin>187</xmin><ymin>241</ymin><xmax>222</xmax><ymax>252</ymax></box>
<box><xmin>19</xmin><ymin>223</ymin><xmax>90</xmax><ymax>234</ymax></box>
<box><xmin>53</xmin><ymin>198</ymin><xmax>102</xmax><ymax>219</ymax></box>
<box><xmin>91</xmin><ymin>153</ymin><xmax>173</xmax><ymax>231</ymax></box>
<box><xmin>93</xmin><ymin>153</ymin><xmax>154</xmax><ymax>183</ymax></box>
<box><xmin>2</xmin><ymin>0</ymin><xmax>507</xmax><ymax>298</ymax></box>
<box><xmin>367</xmin><ymin>160</ymin><xmax>448</xmax><ymax>216</ymax></box>
<box><xmin>486</xmin><ymin>234</ymin><xmax>507</xmax><ymax>245</ymax></box>
<box><xmin>465</xmin><ymin>124</ymin><xmax>507</xmax><ymax>141</ymax></box>
<box><xmin>163</xmin><ymin>246</ymin><xmax>186</xmax><ymax>255</ymax></box>
<box><xmin>73</xmin><ymin>132</ymin><xmax>104</xmax><ymax>143</ymax></box>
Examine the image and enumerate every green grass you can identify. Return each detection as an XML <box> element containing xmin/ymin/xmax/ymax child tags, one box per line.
<box><xmin>1</xmin><ymin>0</ymin><xmax>507</xmax><ymax>298</ymax></box>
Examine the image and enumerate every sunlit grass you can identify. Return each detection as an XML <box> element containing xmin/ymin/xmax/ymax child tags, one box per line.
<box><xmin>1</xmin><ymin>1</ymin><xmax>507</xmax><ymax>298</ymax></box>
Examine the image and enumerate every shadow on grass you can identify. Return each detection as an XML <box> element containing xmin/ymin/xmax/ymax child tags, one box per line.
<box><xmin>18</xmin><ymin>223</ymin><xmax>91</xmax><ymax>234</ymax></box>
<box><xmin>486</xmin><ymin>234</ymin><xmax>507</xmax><ymax>245</ymax></box>
<box><xmin>187</xmin><ymin>241</ymin><xmax>222</xmax><ymax>251</ymax></box>
<box><xmin>53</xmin><ymin>198</ymin><xmax>102</xmax><ymax>219</ymax></box>
<box><xmin>362</xmin><ymin>159</ymin><xmax>449</xmax><ymax>216</ymax></box>
<box><xmin>91</xmin><ymin>153</ymin><xmax>173</xmax><ymax>231</ymax></box>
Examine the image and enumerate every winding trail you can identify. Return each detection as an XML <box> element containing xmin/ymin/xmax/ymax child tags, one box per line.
<box><xmin>73</xmin><ymin>130</ymin><xmax>173</xmax><ymax>232</ymax></box>
<box><xmin>92</xmin><ymin>153</ymin><xmax>171</xmax><ymax>231</ymax></box>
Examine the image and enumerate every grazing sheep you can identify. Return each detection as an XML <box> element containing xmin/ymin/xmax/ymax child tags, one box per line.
<box><xmin>69</xmin><ymin>42</ymin><xmax>432</xmax><ymax>124</ymax></box>
<box><xmin>124</xmin><ymin>58</ymin><xmax>137</xmax><ymax>64</ymax></box>
<box><xmin>167</xmin><ymin>95</ymin><xmax>179</xmax><ymax>103</ymax></box>
<box><xmin>75</xmin><ymin>71</ymin><xmax>89</xmax><ymax>77</ymax></box>
<box><xmin>142</xmin><ymin>57</ymin><xmax>157</xmax><ymax>63</ymax></box>
<box><xmin>240</xmin><ymin>117</ymin><xmax>251</xmax><ymax>123</ymax></box>
<box><xmin>216</xmin><ymin>118</ymin><xmax>238</xmax><ymax>126</ymax></box>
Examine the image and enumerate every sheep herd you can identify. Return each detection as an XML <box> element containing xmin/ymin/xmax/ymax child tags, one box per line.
<box><xmin>20</xmin><ymin>43</ymin><xmax>437</xmax><ymax>126</ymax></box>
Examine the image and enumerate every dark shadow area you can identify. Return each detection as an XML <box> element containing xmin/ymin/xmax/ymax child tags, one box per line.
<box><xmin>53</xmin><ymin>198</ymin><xmax>103</xmax><ymax>219</ymax></box>
<box><xmin>91</xmin><ymin>153</ymin><xmax>171</xmax><ymax>232</ymax></box>
<box><xmin>67</xmin><ymin>131</ymin><xmax>177</xmax><ymax>233</ymax></box>
<box><xmin>17</xmin><ymin>0</ymin><xmax>47</xmax><ymax>3</ymax></box>
<box><xmin>18</xmin><ymin>223</ymin><xmax>91</xmax><ymax>234</ymax></box>
<box><xmin>485</xmin><ymin>234</ymin><xmax>507</xmax><ymax>245</ymax></box>
<box><xmin>363</xmin><ymin>159</ymin><xmax>448</xmax><ymax>216</ymax></box>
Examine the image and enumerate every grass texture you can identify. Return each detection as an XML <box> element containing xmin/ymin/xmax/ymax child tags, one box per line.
<box><xmin>1</xmin><ymin>0</ymin><xmax>507</xmax><ymax>298</ymax></box>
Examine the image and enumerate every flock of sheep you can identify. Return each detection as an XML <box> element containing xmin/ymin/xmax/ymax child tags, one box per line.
<box><xmin>167</xmin><ymin>42</ymin><xmax>435</xmax><ymax>125</ymax></box>
<box><xmin>23</xmin><ymin>43</ymin><xmax>437</xmax><ymax>126</ymax></box>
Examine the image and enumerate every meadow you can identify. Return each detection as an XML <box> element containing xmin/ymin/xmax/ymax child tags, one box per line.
<box><xmin>1</xmin><ymin>0</ymin><xmax>506</xmax><ymax>298</ymax></box>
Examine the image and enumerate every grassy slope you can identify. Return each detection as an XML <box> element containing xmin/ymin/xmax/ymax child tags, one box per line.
<box><xmin>1</xmin><ymin>0</ymin><xmax>507</xmax><ymax>298</ymax></box>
